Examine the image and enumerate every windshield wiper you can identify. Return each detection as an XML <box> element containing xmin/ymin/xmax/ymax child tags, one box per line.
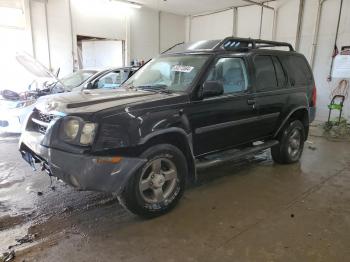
<box><xmin>136</xmin><ymin>85</ymin><xmax>173</xmax><ymax>94</ymax></box>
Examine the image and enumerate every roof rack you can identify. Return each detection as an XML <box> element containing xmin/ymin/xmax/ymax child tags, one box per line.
<box><xmin>161</xmin><ymin>42</ymin><xmax>185</xmax><ymax>54</ymax></box>
<box><xmin>217</xmin><ymin>37</ymin><xmax>295</xmax><ymax>52</ymax></box>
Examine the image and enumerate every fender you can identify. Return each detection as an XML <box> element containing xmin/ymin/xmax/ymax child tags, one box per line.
<box><xmin>139</xmin><ymin>127</ymin><xmax>197</xmax><ymax>182</ymax></box>
<box><xmin>273</xmin><ymin>106</ymin><xmax>309</xmax><ymax>138</ymax></box>
<box><xmin>139</xmin><ymin>127</ymin><xmax>193</xmax><ymax>152</ymax></box>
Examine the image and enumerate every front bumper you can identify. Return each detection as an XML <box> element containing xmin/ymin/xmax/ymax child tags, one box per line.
<box><xmin>19</xmin><ymin>131</ymin><xmax>146</xmax><ymax>193</ymax></box>
<box><xmin>0</xmin><ymin>105</ymin><xmax>34</xmax><ymax>133</ymax></box>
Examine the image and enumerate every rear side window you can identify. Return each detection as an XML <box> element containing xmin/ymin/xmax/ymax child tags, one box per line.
<box><xmin>254</xmin><ymin>55</ymin><xmax>277</xmax><ymax>91</ymax></box>
<box><xmin>281</xmin><ymin>55</ymin><xmax>313</xmax><ymax>86</ymax></box>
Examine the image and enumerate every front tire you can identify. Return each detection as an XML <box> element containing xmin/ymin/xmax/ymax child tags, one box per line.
<box><xmin>271</xmin><ymin>120</ymin><xmax>305</xmax><ymax>164</ymax></box>
<box><xmin>120</xmin><ymin>144</ymin><xmax>187</xmax><ymax>218</ymax></box>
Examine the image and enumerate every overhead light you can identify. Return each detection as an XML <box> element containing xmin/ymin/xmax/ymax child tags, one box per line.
<box><xmin>110</xmin><ymin>0</ymin><xmax>142</xmax><ymax>9</ymax></box>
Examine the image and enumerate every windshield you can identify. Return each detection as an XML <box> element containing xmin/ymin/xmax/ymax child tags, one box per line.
<box><xmin>60</xmin><ymin>70</ymin><xmax>96</xmax><ymax>91</ymax></box>
<box><xmin>122</xmin><ymin>55</ymin><xmax>209</xmax><ymax>92</ymax></box>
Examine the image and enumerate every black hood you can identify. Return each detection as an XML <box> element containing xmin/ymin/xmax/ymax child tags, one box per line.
<box><xmin>35</xmin><ymin>88</ymin><xmax>186</xmax><ymax>115</ymax></box>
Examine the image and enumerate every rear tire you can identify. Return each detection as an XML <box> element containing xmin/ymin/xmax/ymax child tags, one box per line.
<box><xmin>120</xmin><ymin>144</ymin><xmax>187</xmax><ymax>218</ymax></box>
<box><xmin>271</xmin><ymin>120</ymin><xmax>305</xmax><ymax>164</ymax></box>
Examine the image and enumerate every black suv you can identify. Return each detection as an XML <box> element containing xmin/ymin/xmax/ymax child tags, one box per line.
<box><xmin>19</xmin><ymin>37</ymin><xmax>317</xmax><ymax>217</ymax></box>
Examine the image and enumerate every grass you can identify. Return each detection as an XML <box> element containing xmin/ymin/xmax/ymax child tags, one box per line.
<box><xmin>322</xmin><ymin>118</ymin><xmax>350</xmax><ymax>139</ymax></box>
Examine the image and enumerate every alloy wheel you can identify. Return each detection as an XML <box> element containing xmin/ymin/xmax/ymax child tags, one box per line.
<box><xmin>139</xmin><ymin>158</ymin><xmax>178</xmax><ymax>204</ymax></box>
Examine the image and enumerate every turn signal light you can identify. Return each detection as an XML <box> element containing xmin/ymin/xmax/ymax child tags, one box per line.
<box><xmin>95</xmin><ymin>157</ymin><xmax>122</xmax><ymax>164</ymax></box>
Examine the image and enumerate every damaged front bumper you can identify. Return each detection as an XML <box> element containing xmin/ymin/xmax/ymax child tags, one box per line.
<box><xmin>19</xmin><ymin>131</ymin><xmax>146</xmax><ymax>194</ymax></box>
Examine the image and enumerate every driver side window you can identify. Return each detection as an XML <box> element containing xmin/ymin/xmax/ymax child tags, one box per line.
<box><xmin>205</xmin><ymin>58</ymin><xmax>248</xmax><ymax>95</ymax></box>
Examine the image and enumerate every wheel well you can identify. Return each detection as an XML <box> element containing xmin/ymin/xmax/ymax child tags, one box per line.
<box><xmin>278</xmin><ymin>109</ymin><xmax>309</xmax><ymax>139</ymax></box>
<box><xmin>138</xmin><ymin>132</ymin><xmax>196</xmax><ymax>184</ymax></box>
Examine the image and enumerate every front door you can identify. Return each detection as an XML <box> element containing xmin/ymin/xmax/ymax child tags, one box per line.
<box><xmin>187</xmin><ymin>56</ymin><xmax>258</xmax><ymax>156</ymax></box>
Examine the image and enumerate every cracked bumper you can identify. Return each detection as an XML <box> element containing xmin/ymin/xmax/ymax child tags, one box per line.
<box><xmin>19</xmin><ymin>131</ymin><xmax>146</xmax><ymax>193</ymax></box>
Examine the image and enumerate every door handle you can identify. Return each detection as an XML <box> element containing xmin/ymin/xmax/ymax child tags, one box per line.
<box><xmin>247</xmin><ymin>99</ymin><xmax>256</xmax><ymax>105</ymax></box>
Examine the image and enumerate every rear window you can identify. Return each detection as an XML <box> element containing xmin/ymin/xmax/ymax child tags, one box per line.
<box><xmin>281</xmin><ymin>55</ymin><xmax>313</xmax><ymax>86</ymax></box>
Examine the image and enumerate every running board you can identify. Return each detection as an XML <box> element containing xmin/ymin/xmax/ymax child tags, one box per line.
<box><xmin>196</xmin><ymin>140</ymin><xmax>279</xmax><ymax>170</ymax></box>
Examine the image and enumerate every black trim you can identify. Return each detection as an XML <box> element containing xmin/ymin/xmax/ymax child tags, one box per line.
<box><xmin>195</xmin><ymin>112</ymin><xmax>280</xmax><ymax>135</ymax></box>
<box><xmin>196</xmin><ymin>140</ymin><xmax>279</xmax><ymax>170</ymax></box>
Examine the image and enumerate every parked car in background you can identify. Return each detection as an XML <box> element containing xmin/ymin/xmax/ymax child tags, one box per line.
<box><xmin>72</xmin><ymin>66</ymin><xmax>139</xmax><ymax>91</ymax></box>
<box><xmin>0</xmin><ymin>69</ymin><xmax>97</xmax><ymax>134</ymax></box>
<box><xmin>0</xmin><ymin>97</ymin><xmax>35</xmax><ymax>133</ymax></box>
<box><xmin>51</xmin><ymin>69</ymin><xmax>99</xmax><ymax>93</ymax></box>
<box><xmin>0</xmin><ymin>52</ymin><xmax>138</xmax><ymax>133</ymax></box>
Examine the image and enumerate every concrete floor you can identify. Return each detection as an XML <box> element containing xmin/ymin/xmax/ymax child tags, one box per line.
<box><xmin>1</xmin><ymin>130</ymin><xmax>350</xmax><ymax>262</ymax></box>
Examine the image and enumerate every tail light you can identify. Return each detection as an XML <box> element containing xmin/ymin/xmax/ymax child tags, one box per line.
<box><xmin>311</xmin><ymin>85</ymin><xmax>317</xmax><ymax>107</ymax></box>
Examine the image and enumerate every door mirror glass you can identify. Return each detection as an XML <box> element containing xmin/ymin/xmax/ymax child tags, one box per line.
<box><xmin>202</xmin><ymin>81</ymin><xmax>224</xmax><ymax>98</ymax></box>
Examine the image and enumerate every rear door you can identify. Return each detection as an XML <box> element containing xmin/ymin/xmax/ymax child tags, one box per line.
<box><xmin>253</xmin><ymin>55</ymin><xmax>289</xmax><ymax>138</ymax></box>
<box><xmin>188</xmin><ymin>56</ymin><xmax>259</xmax><ymax>156</ymax></box>
<box><xmin>280</xmin><ymin>55</ymin><xmax>315</xmax><ymax>122</ymax></box>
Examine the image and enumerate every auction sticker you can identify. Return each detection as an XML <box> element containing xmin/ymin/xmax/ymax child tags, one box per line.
<box><xmin>171</xmin><ymin>65</ymin><xmax>194</xmax><ymax>73</ymax></box>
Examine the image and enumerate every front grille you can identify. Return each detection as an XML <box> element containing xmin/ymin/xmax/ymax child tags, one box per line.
<box><xmin>38</xmin><ymin>111</ymin><xmax>56</xmax><ymax>123</ymax></box>
<box><xmin>31</xmin><ymin>110</ymin><xmax>58</xmax><ymax>134</ymax></box>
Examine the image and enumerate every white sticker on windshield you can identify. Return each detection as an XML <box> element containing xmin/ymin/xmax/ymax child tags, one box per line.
<box><xmin>171</xmin><ymin>65</ymin><xmax>194</xmax><ymax>73</ymax></box>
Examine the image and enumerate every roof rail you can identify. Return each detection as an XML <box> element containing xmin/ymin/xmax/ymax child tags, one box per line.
<box><xmin>217</xmin><ymin>37</ymin><xmax>295</xmax><ymax>52</ymax></box>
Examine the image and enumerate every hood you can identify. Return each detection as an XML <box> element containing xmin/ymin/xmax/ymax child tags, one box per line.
<box><xmin>16</xmin><ymin>52</ymin><xmax>69</xmax><ymax>92</ymax></box>
<box><xmin>16</xmin><ymin>52</ymin><xmax>56</xmax><ymax>79</ymax></box>
<box><xmin>34</xmin><ymin>88</ymin><xmax>182</xmax><ymax>114</ymax></box>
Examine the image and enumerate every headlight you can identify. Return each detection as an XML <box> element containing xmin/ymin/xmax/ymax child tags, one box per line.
<box><xmin>61</xmin><ymin>117</ymin><xmax>97</xmax><ymax>146</ymax></box>
<box><xmin>80</xmin><ymin>123</ymin><xmax>97</xmax><ymax>145</ymax></box>
<box><xmin>63</xmin><ymin>119</ymin><xmax>80</xmax><ymax>140</ymax></box>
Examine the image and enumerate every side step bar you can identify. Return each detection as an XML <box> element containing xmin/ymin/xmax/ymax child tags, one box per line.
<box><xmin>196</xmin><ymin>140</ymin><xmax>279</xmax><ymax>170</ymax></box>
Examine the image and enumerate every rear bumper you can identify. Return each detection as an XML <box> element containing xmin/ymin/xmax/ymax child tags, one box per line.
<box><xmin>309</xmin><ymin>107</ymin><xmax>316</xmax><ymax>123</ymax></box>
<box><xmin>19</xmin><ymin>131</ymin><xmax>146</xmax><ymax>193</ymax></box>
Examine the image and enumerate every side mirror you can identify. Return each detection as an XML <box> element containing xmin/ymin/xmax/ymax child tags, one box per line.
<box><xmin>202</xmin><ymin>81</ymin><xmax>224</xmax><ymax>98</ymax></box>
<box><xmin>85</xmin><ymin>82</ymin><xmax>93</xmax><ymax>89</ymax></box>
